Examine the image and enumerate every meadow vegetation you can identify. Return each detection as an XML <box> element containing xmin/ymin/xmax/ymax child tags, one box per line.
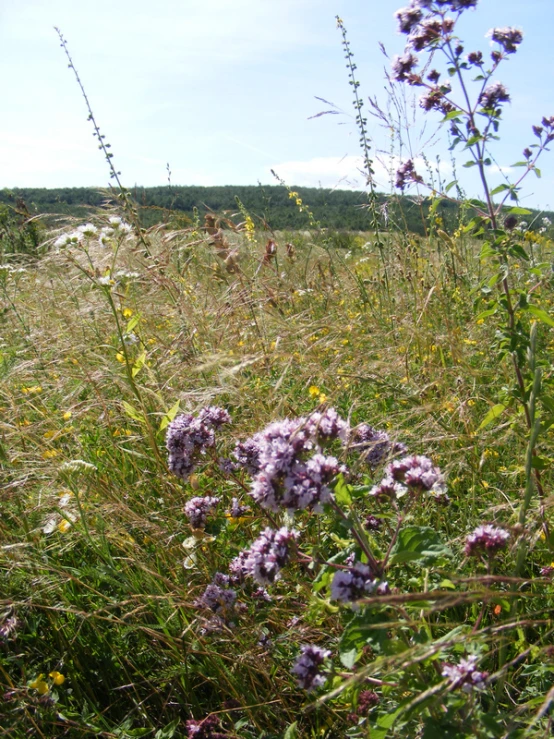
<box><xmin>1</xmin><ymin>1</ymin><xmax>554</xmax><ymax>737</ymax></box>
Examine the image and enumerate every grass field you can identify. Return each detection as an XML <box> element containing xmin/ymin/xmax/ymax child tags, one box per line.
<box><xmin>1</xmin><ymin>213</ymin><xmax>553</xmax><ymax>738</ymax></box>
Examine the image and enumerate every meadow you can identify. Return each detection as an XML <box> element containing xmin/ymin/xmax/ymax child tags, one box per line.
<box><xmin>2</xmin><ymin>1</ymin><xmax>554</xmax><ymax>737</ymax></box>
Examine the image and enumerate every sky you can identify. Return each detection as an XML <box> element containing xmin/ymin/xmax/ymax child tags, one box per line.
<box><xmin>1</xmin><ymin>0</ymin><xmax>554</xmax><ymax>209</ymax></box>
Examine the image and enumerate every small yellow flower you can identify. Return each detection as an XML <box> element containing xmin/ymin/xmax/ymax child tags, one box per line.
<box><xmin>49</xmin><ymin>671</ymin><xmax>65</xmax><ymax>686</ymax></box>
<box><xmin>116</xmin><ymin>353</ymin><xmax>125</xmax><ymax>363</ymax></box>
<box><xmin>63</xmin><ymin>411</ymin><xmax>72</xmax><ymax>421</ymax></box>
<box><xmin>41</xmin><ymin>449</ymin><xmax>59</xmax><ymax>460</ymax></box>
<box><xmin>318</xmin><ymin>393</ymin><xmax>327</xmax><ymax>403</ymax></box>
<box><xmin>30</xmin><ymin>675</ymin><xmax>49</xmax><ymax>694</ymax></box>
<box><xmin>122</xmin><ymin>307</ymin><xmax>133</xmax><ymax>318</ymax></box>
<box><xmin>309</xmin><ymin>386</ymin><xmax>320</xmax><ymax>397</ymax></box>
<box><xmin>58</xmin><ymin>519</ymin><xmax>72</xmax><ymax>534</ymax></box>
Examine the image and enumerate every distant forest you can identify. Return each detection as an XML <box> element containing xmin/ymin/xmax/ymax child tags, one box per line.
<box><xmin>1</xmin><ymin>184</ymin><xmax>552</xmax><ymax>236</ymax></box>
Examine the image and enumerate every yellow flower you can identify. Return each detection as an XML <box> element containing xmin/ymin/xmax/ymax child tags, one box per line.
<box><xmin>63</xmin><ymin>411</ymin><xmax>72</xmax><ymax>420</ymax></box>
<box><xmin>122</xmin><ymin>307</ymin><xmax>133</xmax><ymax>318</ymax></box>
<box><xmin>49</xmin><ymin>671</ymin><xmax>65</xmax><ymax>686</ymax></box>
<box><xmin>30</xmin><ymin>675</ymin><xmax>49</xmax><ymax>694</ymax></box>
<box><xmin>58</xmin><ymin>519</ymin><xmax>72</xmax><ymax>534</ymax></box>
<box><xmin>308</xmin><ymin>386</ymin><xmax>320</xmax><ymax>397</ymax></box>
<box><xmin>116</xmin><ymin>353</ymin><xmax>125</xmax><ymax>363</ymax></box>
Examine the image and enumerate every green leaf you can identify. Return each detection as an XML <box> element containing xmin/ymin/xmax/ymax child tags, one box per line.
<box><xmin>475</xmin><ymin>307</ymin><xmax>497</xmax><ymax>321</ymax></box>
<box><xmin>534</xmin><ymin>167</ymin><xmax>542</xmax><ymax>178</ymax></box>
<box><xmin>131</xmin><ymin>350</ymin><xmax>146</xmax><ymax>378</ymax></box>
<box><xmin>389</xmin><ymin>526</ymin><xmax>451</xmax><ymax>565</ymax></box>
<box><xmin>283</xmin><ymin>721</ymin><xmax>299</xmax><ymax>739</ymax></box>
<box><xmin>125</xmin><ymin>315</ymin><xmax>140</xmax><ymax>333</ymax></box>
<box><xmin>490</xmin><ymin>184</ymin><xmax>510</xmax><ymax>195</ymax></box>
<box><xmin>339</xmin><ymin>647</ymin><xmax>358</xmax><ymax>669</ymax></box>
<box><xmin>478</xmin><ymin>403</ymin><xmax>506</xmax><ymax>430</ymax></box>
<box><xmin>444</xmin><ymin>180</ymin><xmax>458</xmax><ymax>193</ymax></box>
<box><xmin>154</xmin><ymin>722</ymin><xmax>180</xmax><ymax>739</ymax></box>
<box><xmin>334</xmin><ymin>474</ymin><xmax>352</xmax><ymax>507</ymax></box>
<box><xmin>122</xmin><ymin>401</ymin><xmax>144</xmax><ymax>424</ymax></box>
<box><xmin>508</xmin><ymin>207</ymin><xmax>532</xmax><ymax>215</ymax></box>
<box><xmin>443</xmin><ymin>109</ymin><xmax>464</xmax><ymax>121</ymax></box>
<box><xmin>159</xmin><ymin>399</ymin><xmax>181</xmax><ymax>432</ymax></box>
<box><xmin>463</xmin><ymin>160</ymin><xmax>477</xmax><ymax>168</ymax></box>
<box><xmin>527</xmin><ymin>305</ymin><xmax>554</xmax><ymax>328</ymax></box>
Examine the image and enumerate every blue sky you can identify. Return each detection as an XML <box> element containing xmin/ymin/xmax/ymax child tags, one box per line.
<box><xmin>1</xmin><ymin>0</ymin><xmax>553</xmax><ymax>209</ymax></box>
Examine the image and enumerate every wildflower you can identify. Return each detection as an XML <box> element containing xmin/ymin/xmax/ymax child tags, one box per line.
<box><xmin>442</xmin><ymin>655</ymin><xmax>488</xmax><ymax>692</ymax></box>
<box><xmin>479</xmin><ymin>82</ymin><xmax>510</xmax><ymax>110</ymax></box>
<box><xmin>371</xmin><ymin>455</ymin><xmax>448</xmax><ymax>502</ymax></box>
<box><xmin>504</xmin><ymin>214</ymin><xmax>518</xmax><ymax>230</ymax></box>
<box><xmin>419</xmin><ymin>84</ymin><xmax>453</xmax><ymax>113</ymax></box>
<box><xmin>185</xmin><ymin>715</ymin><xmax>227</xmax><ymax>739</ymax></box>
<box><xmin>487</xmin><ymin>27</ymin><xmax>523</xmax><ymax>54</ymax></box>
<box><xmin>364</xmin><ymin>514</ymin><xmax>383</xmax><ymax>531</ymax></box>
<box><xmin>230</xmin><ymin>527</ymin><xmax>298</xmax><ymax>585</ymax></box>
<box><xmin>395</xmin><ymin>3</ymin><xmax>423</xmax><ymax>35</ymax></box>
<box><xmin>184</xmin><ymin>496</ymin><xmax>220</xmax><ymax>529</ymax></box>
<box><xmin>392</xmin><ymin>52</ymin><xmax>419</xmax><ymax>81</ymax></box>
<box><xmin>408</xmin><ymin>18</ymin><xmax>453</xmax><ymax>51</ymax></box>
<box><xmin>291</xmin><ymin>645</ymin><xmax>331</xmax><ymax>690</ymax></box>
<box><xmin>351</xmin><ymin>424</ymin><xmax>407</xmax><ymax>467</ymax></box>
<box><xmin>0</xmin><ymin>614</ymin><xmax>18</xmax><ymax>642</ymax></box>
<box><xmin>166</xmin><ymin>407</ymin><xmax>231</xmax><ymax>482</ymax></box>
<box><xmin>196</xmin><ymin>574</ymin><xmax>237</xmax><ymax>617</ymax></box>
<box><xmin>228</xmin><ymin>497</ymin><xmax>250</xmax><ymax>518</ymax></box>
<box><xmin>237</xmin><ymin>409</ymin><xmax>348</xmax><ymax>513</ymax></box>
<box><xmin>29</xmin><ymin>674</ymin><xmax>49</xmax><ymax>695</ymax></box>
<box><xmin>395</xmin><ymin>159</ymin><xmax>424</xmax><ymax>190</ymax></box>
<box><xmin>49</xmin><ymin>671</ymin><xmax>65</xmax><ymax>686</ymax></box>
<box><xmin>467</xmin><ymin>50</ymin><xmax>483</xmax><ymax>65</ymax></box>
<box><xmin>357</xmin><ymin>690</ymin><xmax>380</xmax><ymax>713</ymax></box>
<box><xmin>331</xmin><ymin>561</ymin><xmax>387</xmax><ymax>603</ymax></box>
<box><xmin>464</xmin><ymin>524</ymin><xmax>510</xmax><ymax>556</ymax></box>
<box><xmin>77</xmin><ymin>223</ymin><xmax>97</xmax><ymax>236</ymax></box>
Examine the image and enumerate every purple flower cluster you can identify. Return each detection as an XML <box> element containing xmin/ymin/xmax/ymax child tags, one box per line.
<box><xmin>419</xmin><ymin>84</ymin><xmax>454</xmax><ymax>114</ymax></box>
<box><xmin>395</xmin><ymin>159</ymin><xmax>424</xmax><ymax>190</ymax></box>
<box><xmin>184</xmin><ymin>496</ymin><xmax>220</xmax><ymax>529</ymax></box>
<box><xmin>351</xmin><ymin>424</ymin><xmax>407</xmax><ymax>468</ymax></box>
<box><xmin>291</xmin><ymin>644</ymin><xmax>331</xmax><ymax>690</ymax></box>
<box><xmin>234</xmin><ymin>409</ymin><xmax>348</xmax><ymax>513</ymax></box>
<box><xmin>464</xmin><ymin>524</ymin><xmax>509</xmax><ymax>557</ymax></box>
<box><xmin>488</xmin><ymin>26</ymin><xmax>523</xmax><ymax>54</ymax></box>
<box><xmin>479</xmin><ymin>81</ymin><xmax>510</xmax><ymax>110</ymax></box>
<box><xmin>370</xmin><ymin>455</ymin><xmax>449</xmax><ymax>502</ymax></box>
<box><xmin>0</xmin><ymin>615</ymin><xmax>18</xmax><ymax>642</ymax></box>
<box><xmin>228</xmin><ymin>497</ymin><xmax>250</xmax><ymax>518</ymax></box>
<box><xmin>442</xmin><ymin>655</ymin><xmax>488</xmax><ymax>692</ymax></box>
<box><xmin>185</xmin><ymin>715</ymin><xmax>227</xmax><ymax>739</ymax></box>
<box><xmin>196</xmin><ymin>573</ymin><xmax>237</xmax><ymax>617</ymax></box>
<box><xmin>230</xmin><ymin>527</ymin><xmax>298</xmax><ymax>585</ymax></box>
<box><xmin>166</xmin><ymin>407</ymin><xmax>231</xmax><ymax>481</ymax></box>
<box><xmin>331</xmin><ymin>561</ymin><xmax>388</xmax><ymax>603</ymax></box>
<box><xmin>392</xmin><ymin>51</ymin><xmax>419</xmax><ymax>82</ymax></box>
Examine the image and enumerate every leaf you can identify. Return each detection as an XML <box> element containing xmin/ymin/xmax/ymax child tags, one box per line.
<box><xmin>125</xmin><ymin>315</ymin><xmax>140</xmax><ymax>333</ymax></box>
<box><xmin>159</xmin><ymin>399</ymin><xmax>181</xmax><ymax>432</ymax></box>
<box><xmin>154</xmin><ymin>723</ymin><xmax>180</xmax><ymax>739</ymax></box>
<box><xmin>508</xmin><ymin>207</ymin><xmax>532</xmax><ymax>215</ymax></box>
<box><xmin>490</xmin><ymin>184</ymin><xmax>510</xmax><ymax>195</ymax></box>
<box><xmin>462</xmin><ymin>160</ymin><xmax>477</xmax><ymax>168</ymax></box>
<box><xmin>444</xmin><ymin>180</ymin><xmax>458</xmax><ymax>193</ymax></box>
<box><xmin>534</xmin><ymin>167</ymin><xmax>542</xmax><ymax>178</ymax></box>
<box><xmin>131</xmin><ymin>350</ymin><xmax>146</xmax><ymax>378</ymax></box>
<box><xmin>283</xmin><ymin>722</ymin><xmax>299</xmax><ymax>739</ymax></box>
<box><xmin>339</xmin><ymin>647</ymin><xmax>358</xmax><ymax>669</ymax></box>
<box><xmin>476</xmin><ymin>307</ymin><xmax>498</xmax><ymax>321</ymax></box>
<box><xmin>527</xmin><ymin>305</ymin><xmax>554</xmax><ymax>328</ymax></box>
<box><xmin>478</xmin><ymin>403</ymin><xmax>506</xmax><ymax>430</ymax></box>
<box><xmin>122</xmin><ymin>401</ymin><xmax>144</xmax><ymax>424</ymax></box>
<box><xmin>443</xmin><ymin>109</ymin><xmax>464</xmax><ymax>120</ymax></box>
<box><xmin>389</xmin><ymin>526</ymin><xmax>451</xmax><ymax>565</ymax></box>
<box><xmin>333</xmin><ymin>474</ymin><xmax>352</xmax><ymax>507</ymax></box>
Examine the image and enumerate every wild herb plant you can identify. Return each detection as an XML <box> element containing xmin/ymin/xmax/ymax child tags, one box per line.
<box><xmin>1</xmin><ymin>4</ymin><xmax>554</xmax><ymax>739</ymax></box>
